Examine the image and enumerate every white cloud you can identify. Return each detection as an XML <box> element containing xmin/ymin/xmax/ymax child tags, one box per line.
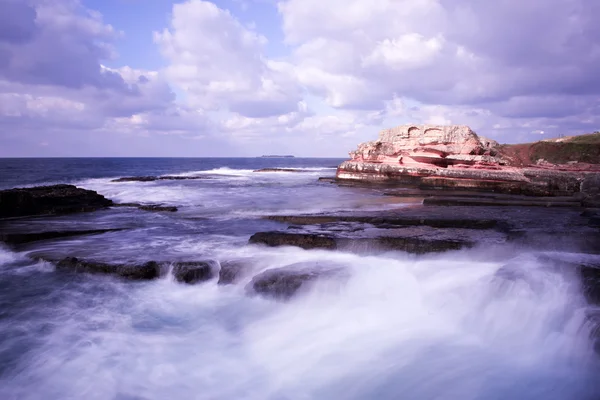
<box><xmin>154</xmin><ymin>0</ymin><xmax>303</xmax><ymax>118</ymax></box>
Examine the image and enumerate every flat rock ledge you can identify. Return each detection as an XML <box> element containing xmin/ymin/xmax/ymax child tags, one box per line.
<box><xmin>55</xmin><ymin>257</ymin><xmax>161</xmax><ymax>280</ymax></box>
<box><xmin>0</xmin><ymin>185</ymin><xmax>113</xmax><ymax>218</ymax></box>
<box><xmin>249</xmin><ymin>231</ymin><xmax>471</xmax><ymax>254</ymax></box>
<box><xmin>114</xmin><ymin>203</ymin><xmax>178</xmax><ymax>212</ymax></box>
<box><xmin>336</xmin><ymin>124</ymin><xmax>600</xmax><ymax>197</ymax></box>
<box><xmin>37</xmin><ymin>256</ymin><xmax>248</xmax><ymax>285</ymax></box>
<box><xmin>0</xmin><ymin>228</ymin><xmax>125</xmax><ymax>246</ymax></box>
<box><xmin>253</xmin><ymin>168</ymin><xmax>310</xmax><ymax>173</ymax></box>
<box><xmin>111</xmin><ymin>176</ymin><xmax>208</xmax><ymax>182</ymax></box>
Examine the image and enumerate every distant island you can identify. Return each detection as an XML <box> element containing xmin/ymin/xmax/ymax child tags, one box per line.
<box><xmin>260</xmin><ymin>155</ymin><xmax>295</xmax><ymax>158</ymax></box>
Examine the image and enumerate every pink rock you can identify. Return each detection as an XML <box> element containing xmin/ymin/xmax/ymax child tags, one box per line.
<box><xmin>339</xmin><ymin>124</ymin><xmax>600</xmax><ymax>197</ymax></box>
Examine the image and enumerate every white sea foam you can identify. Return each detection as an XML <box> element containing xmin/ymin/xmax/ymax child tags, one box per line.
<box><xmin>0</xmin><ymin>246</ymin><xmax>597</xmax><ymax>399</ymax></box>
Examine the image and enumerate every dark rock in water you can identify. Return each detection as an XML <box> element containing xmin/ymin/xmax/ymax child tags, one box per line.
<box><xmin>317</xmin><ymin>177</ymin><xmax>337</xmax><ymax>183</ymax></box>
<box><xmin>0</xmin><ymin>228</ymin><xmax>124</xmax><ymax>245</ymax></box>
<box><xmin>111</xmin><ymin>176</ymin><xmax>207</xmax><ymax>182</ymax></box>
<box><xmin>579</xmin><ymin>264</ymin><xmax>600</xmax><ymax>305</ymax></box>
<box><xmin>0</xmin><ymin>185</ymin><xmax>113</xmax><ymax>218</ymax></box>
<box><xmin>218</xmin><ymin>260</ymin><xmax>248</xmax><ymax>285</ymax></box>
<box><xmin>253</xmin><ymin>168</ymin><xmax>309</xmax><ymax>173</ymax></box>
<box><xmin>54</xmin><ymin>257</ymin><xmax>160</xmax><ymax>280</ymax></box>
<box><xmin>172</xmin><ymin>261</ymin><xmax>218</xmax><ymax>284</ymax></box>
<box><xmin>265</xmin><ymin>215</ymin><xmax>498</xmax><ymax>230</ymax></box>
<box><xmin>114</xmin><ymin>203</ymin><xmax>178</xmax><ymax>212</ymax></box>
<box><xmin>249</xmin><ymin>231</ymin><xmax>471</xmax><ymax>253</ymax></box>
<box><xmin>581</xmin><ymin>209</ymin><xmax>600</xmax><ymax>227</ymax></box>
<box><xmin>422</xmin><ymin>196</ymin><xmax>581</xmax><ymax>208</ymax></box>
<box><xmin>349</xmin><ymin>236</ymin><xmax>470</xmax><ymax>253</ymax></box>
<box><xmin>139</xmin><ymin>205</ymin><xmax>178</xmax><ymax>212</ymax></box>
<box><xmin>249</xmin><ymin>231</ymin><xmax>337</xmax><ymax>250</ymax></box>
<box><xmin>247</xmin><ymin>262</ymin><xmax>345</xmax><ymax>300</ymax></box>
<box><xmin>112</xmin><ymin>176</ymin><xmax>157</xmax><ymax>182</ymax></box>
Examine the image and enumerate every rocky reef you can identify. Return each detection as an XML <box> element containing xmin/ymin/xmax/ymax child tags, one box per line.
<box><xmin>337</xmin><ymin>125</ymin><xmax>600</xmax><ymax>198</ymax></box>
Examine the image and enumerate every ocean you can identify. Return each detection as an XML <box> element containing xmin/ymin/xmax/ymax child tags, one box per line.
<box><xmin>0</xmin><ymin>158</ymin><xmax>598</xmax><ymax>399</ymax></box>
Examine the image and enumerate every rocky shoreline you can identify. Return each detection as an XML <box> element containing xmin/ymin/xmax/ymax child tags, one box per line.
<box><xmin>0</xmin><ymin>136</ymin><xmax>599</xmax><ymax>355</ymax></box>
<box><xmin>336</xmin><ymin>125</ymin><xmax>600</xmax><ymax>203</ymax></box>
<box><xmin>0</xmin><ymin>180</ymin><xmax>598</xmax><ymax>306</ymax></box>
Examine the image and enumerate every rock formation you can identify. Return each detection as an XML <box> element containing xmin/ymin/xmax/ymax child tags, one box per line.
<box><xmin>0</xmin><ymin>184</ymin><xmax>113</xmax><ymax>218</ymax></box>
<box><xmin>337</xmin><ymin>125</ymin><xmax>600</xmax><ymax>197</ymax></box>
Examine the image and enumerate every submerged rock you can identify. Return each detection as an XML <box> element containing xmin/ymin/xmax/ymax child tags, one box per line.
<box><xmin>0</xmin><ymin>185</ymin><xmax>113</xmax><ymax>218</ymax></box>
<box><xmin>114</xmin><ymin>203</ymin><xmax>178</xmax><ymax>212</ymax></box>
<box><xmin>218</xmin><ymin>260</ymin><xmax>249</xmax><ymax>285</ymax></box>
<box><xmin>253</xmin><ymin>168</ymin><xmax>309</xmax><ymax>173</ymax></box>
<box><xmin>54</xmin><ymin>257</ymin><xmax>160</xmax><ymax>280</ymax></box>
<box><xmin>172</xmin><ymin>260</ymin><xmax>219</xmax><ymax>284</ymax></box>
<box><xmin>111</xmin><ymin>176</ymin><xmax>207</xmax><ymax>182</ymax></box>
<box><xmin>0</xmin><ymin>228</ymin><xmax>124</xmax><ymax>246</ymax></box>
<box><xmin>246</xmin><ymin>262</ymin><xmax>345</xmax><ymax>300</ymax></box>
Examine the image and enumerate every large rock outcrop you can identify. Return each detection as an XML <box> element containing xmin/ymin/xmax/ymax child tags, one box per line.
<box><xmin>337</xmin><ymin>125</ymin><xmax>600</xmax><ymax>196</ymax></box>
<box><xmin>0</xmin><ymin>185</ymin><xmax>113</xmax><ymax>218</ymax></box>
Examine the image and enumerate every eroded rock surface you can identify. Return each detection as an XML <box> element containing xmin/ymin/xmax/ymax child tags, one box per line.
<box><xmin>338</xmin><ymin>125</ymin><xmax>600</xmax><ymax>197</ymax></box>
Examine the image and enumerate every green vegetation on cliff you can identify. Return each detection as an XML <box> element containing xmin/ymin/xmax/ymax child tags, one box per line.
<box><xmin>499</xmin><ymin>132</ymin><xmax>600</xmax><ymax>166</ymax></box>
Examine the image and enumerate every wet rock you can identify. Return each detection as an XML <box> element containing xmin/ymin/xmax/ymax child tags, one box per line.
<box><xmin>317</xmin><ymin>177</ymin><xmax>337</xmax><ymax>183</ymax></box>
<box><xmin>54</xmin><ymin>257</ymin><xmax>160</xmax><ymax>280</ymax></box>
<box><xmin>138</xmin><ymin>205</ymin><xmax>178</xmax><ymax>212</ymax></box>
<box><xmin>265</xmin><ymin>215</ymin><xmax>498</xmax><ymax>230</ymax></box>
<box><xmin>249</xmin><ymin>232</ymin><xmax>337</xmax><ymax>250</ymax></box>
<box><xmin>422</xmin><ymin>196</ymin><xmax>580</xmax><ymax>207</ymax></box>
<box><xmin>172</xmin><ymin>261</ymin><xmax>218</xmax><ymax>284</ymax></box>
<box><xmin>579</xmin><ymin>264</ymin><xmax>600</xmax><ymax>305</ymax></box>
<box><xmin>111</xmin><ymin>176</ymin><xmax>207</xmax><ymax>182</ymax></box>
<box><xmin>249</xmin><ymin>231</ymin><xmax>472</xmax><ymax>254</ymax></box>
<box><xmin>253</xmin><ymin>168</ymin><xmax>309</xmax><ymax>173</ymax></box>
<box><xmin>0</xmin><ymin>185</ymin><xmax>113</xmax><ymax>218</ymax></box>
<box><xmin>0</xmin><ymin>228</ymin><xmax>124</xmax><ymax>245</ymax></box>
<box><xmin>114</xmin><ymin>203</ymin><xmax>178</xmax><ymax>212</ymax></box>
<box><xmin>218</xmin><ymin>260</ymin><xmax>248</xmax><ymax>285</ymax></box>
<box><xmin>247</xmin><ymin>262</ymin><xmax>345</xmax><ymax>300</ymax></box>
<box><xmin>112</xmin><ymin>176</ymin><xmax>157</xmax><ymax>182</ymax></box>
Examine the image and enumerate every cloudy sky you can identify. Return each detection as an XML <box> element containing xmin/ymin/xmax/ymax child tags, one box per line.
<box><xmin>0</xmin><ymin>0</ymin><xmax>598</xmax><ymax>157</ymax></box>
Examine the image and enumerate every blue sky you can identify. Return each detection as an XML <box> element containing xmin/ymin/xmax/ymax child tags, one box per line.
<box><xmin>0</xmin><ymin>0</ymin><xmax>598</xmax><ymax>156</ymax></box>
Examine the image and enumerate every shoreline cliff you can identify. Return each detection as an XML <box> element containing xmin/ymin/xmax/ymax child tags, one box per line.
<box><xmin>336</xmin><ymin>125</ymin><xmax>600</xmax><ymax>202</ymax></box>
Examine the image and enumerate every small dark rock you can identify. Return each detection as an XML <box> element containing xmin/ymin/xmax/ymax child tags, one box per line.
<box><xmin>249</xmin><ymin>232</ymin><xmax>337</xmax><ymax>250</ymax></box>
<box><xmin>113</xmin><ymin>203</ymin><xmax>178</xmax><ymax>212</ymax></box>
<box><xmin>253</xmin><ymin>168</ymin><xmax>308</xmax><ymax>173</ymax></box>
<box><xmin>138</xmin><ymin>205</ymin><xmax>178</xmax><ymax>212</ymax></box>
<box><xmin>0</xmin><ymin>184</ymin><xmax>113</xmax><ymax>218</ymax></box>
<box><xmin>111</xmin><ymin>176</ymin><xmax>207</xmax><ymax>182</ymax></box>
<box><xmin>247</xmin><ymin>262</ymin><xmax>345</xmax><ymax>300</ymax></box>
<box><xmin>55</xmin><ymin>257</ymin><xmax>160</xmax><ymax>280</ymax></box>
<box><xmin>172</xmin><ymin>261</ymin><xmax>218</xmax><ymax>284</ymax></box>
<box><xmin>218</xmin><ymin>260</ymin><xmax>247</xmax><ymax>285</ymax></box>
<box><xmin>112</xmin><ymin>176</ymin><xmax>158</xmax><ymax>182</ymax></box>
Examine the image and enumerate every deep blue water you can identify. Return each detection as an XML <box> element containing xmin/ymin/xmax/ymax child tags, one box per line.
<box><xmin>0</xmin><ymin>157</ymin><xmax>343</xmax><ymax>189</ymax></box>
<box><xmin>0</xmin><ymin>158</ymin><xmax>599</xmax><ymax>400</ymax></box>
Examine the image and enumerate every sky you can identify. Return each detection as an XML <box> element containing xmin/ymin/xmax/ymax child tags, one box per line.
<box><xmin>0</xmin><ymin>0</ymin><xmax>599</xmax><ymax>157</ymax></box>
